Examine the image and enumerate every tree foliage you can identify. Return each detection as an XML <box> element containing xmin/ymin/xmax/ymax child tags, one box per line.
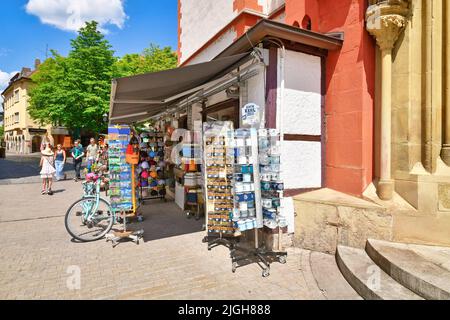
<box><xmin>29</xmin><ymin>21</ymin><xmax>115</xmax><ymax>133</ymax></box>
<box><xmin>114</xmin><ymin>44</ymin><xmax>178</xmax><ymax>77</ymax></box>
<box><xmin>28</xmin><ymin>21</ymin><xmax>178</xmax><ymax>134</ymax></box>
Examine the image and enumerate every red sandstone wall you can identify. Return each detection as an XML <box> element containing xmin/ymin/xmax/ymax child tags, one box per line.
<box><xmin>285</xmin><ymin>0</ymin><xmax>375</xmax><ymax>196</ymax></box>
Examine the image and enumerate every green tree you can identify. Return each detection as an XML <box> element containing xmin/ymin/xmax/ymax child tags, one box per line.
<box><xmin>29</xmin><ymin>21</ymin><xmax>116</xmax><ymax>133</ymax></box>
<box><xmin>115</xmin><ymin>44</ymin><xmax>178</xmax><ymax>77</ymax></box>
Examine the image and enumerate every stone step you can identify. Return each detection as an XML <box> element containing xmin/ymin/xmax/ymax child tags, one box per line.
<box><xmin>309</xmin><ymin>251</ymin><xmax>362</xmax><ymax>300</ymax></box>
<box><xmin>366</xmin><ymin>239</ymin><xmax>450</xmax><ymax>300</ymax></box>
<box><xmin>336</xmin><ymin>245</ymin><xmax>423</xmax><ymax>300</ymax></box>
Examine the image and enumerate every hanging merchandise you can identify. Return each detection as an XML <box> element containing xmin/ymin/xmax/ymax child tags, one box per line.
<box><xmin>232</xmin><ymin>128</ymin><xmax>263</xmax><ymax>234</ymax></box>
<box><xmin>203</xmin><ymin>121</ymin><xmax>235</xmax><ymax>236</ymax></box>
<box><xmin>138</xmin><ymin>128</ymin><xmax>167</xmax><ymax>202</ymax></box>
<box><xmin>258</xmin><ymin>128</ymin><xmax>288</xmax><ymax>229</ymax></box>
<box><xmin>126</xmin><ymin>135</ymin><xmax>140</xmax><ymax>165</ymax></box>
<box><xmin>108</xmin><ymin>125</ymin><xmax>134</xmax><ymax>212</ymax></box>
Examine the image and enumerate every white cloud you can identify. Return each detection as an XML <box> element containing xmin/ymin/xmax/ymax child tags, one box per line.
<box><xmin>0</xmin><ymin>70</ymin><xmax>19</xmax><ymax>107</ymax></box>
<box><xmin>25</xmin><ymin>0</ymin><xmax>127</xmax><ymax>33</ymax></box>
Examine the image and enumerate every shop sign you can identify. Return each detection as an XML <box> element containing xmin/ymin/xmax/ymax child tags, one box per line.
<box><xmin>28</xmin><ymin>128</ymin><xmax>47</xmax><ymax>134</ymax></box>
<box><xmin>241</xmin><ymin>103</ymin><xmax>261</xmax><ymax>127</ymax></box>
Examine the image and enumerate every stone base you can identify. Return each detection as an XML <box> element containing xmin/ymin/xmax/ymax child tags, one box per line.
<box><xmin>441</xmin><ymin>146</ymin><xmax>450</xmax><ymax>167</ymax></box>
<box><xmin>377</xmin><ymin>179</ymin><xmax>394</xmax><ymax>200</ymax></box>
<box><xmin>293</xmin><ymin>188</ymin><xmax>393</xmax><ymax>254</ymax></box>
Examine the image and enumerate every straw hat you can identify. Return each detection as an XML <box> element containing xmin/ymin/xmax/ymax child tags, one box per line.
<box><xmin>41</xmin><ymin>146</ymin><xmax>53</xmax><ymax>156</ymax></box>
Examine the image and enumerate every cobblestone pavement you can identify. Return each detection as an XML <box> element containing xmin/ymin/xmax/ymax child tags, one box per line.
<box><xmin>0</xmin><ymin>162</ymin><xmax>359</xmax><ymax>300</ymax></box>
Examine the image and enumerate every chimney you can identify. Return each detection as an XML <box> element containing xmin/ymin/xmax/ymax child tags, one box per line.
<box><xmin>34</xmin><ymin>59</ymin><xmax>41</xmax><ymax>70</ymax></box>
<box><xmin>21</xmin><ymin>67</ymin><xmax>32</xmax><ymax>77</ymax></box>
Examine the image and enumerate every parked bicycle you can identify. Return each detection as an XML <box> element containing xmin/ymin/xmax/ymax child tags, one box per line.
<box><xmin>65</xmin><ymin>173</ymin><xmax>116</xmax><ymax>242</ymax></box>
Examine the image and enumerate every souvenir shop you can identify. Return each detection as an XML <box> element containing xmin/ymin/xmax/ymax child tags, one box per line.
<box><xmin>108</xmin><ymin>20</ymin><xmax>342</xmax><ymax>275</ymax></box>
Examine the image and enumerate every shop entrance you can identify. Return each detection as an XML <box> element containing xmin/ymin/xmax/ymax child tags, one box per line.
<box><xmin>203</xmin><ymin>99</ymin><xmax>240</xmax><ymax>128</ymax></box>
<box><xmin>32</xmin><ymin>136</ymin><xmax>42</xmax><ymax>153</ymax></box>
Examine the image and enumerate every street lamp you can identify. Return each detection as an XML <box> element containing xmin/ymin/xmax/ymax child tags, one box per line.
<box><xmin>103</xmin><ymin>113</ymin><xmax>109</xmax><ymax>124</ymax></box>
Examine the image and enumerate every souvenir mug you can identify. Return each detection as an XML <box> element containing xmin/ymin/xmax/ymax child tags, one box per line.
<box><xmin>240</xmin><ymin>210</ymin><xmax>249</xmax><ymax>219</ymax></box>
<box><xmin>235</xmin><ymin>138</ymin><xmax>245</xmax><ymax>147</ymax></box>
<box><xmin>235</xmin><ymin>173</ymin><xmax>243</xmax><ymax>182</ymax></box>
<box><xmin>239</xmin><ymin>202</ymin><xmax>248</xmax><ymax>211</ymax></box>
<box><xmin>259</xmin><ymin>154</ymin><xmax>270</xmax><ymax>165</ymax></box>
<box><xmin>258</xmin><ymin>129</ymin><xmax>268</xmax><ymax>137</ymax></box>
<box><xmin>261</xmin><ymin>173</ymin><xmax>271</xmax><ymax>181</ymax></box>
<box><xmin>262</xmin><ymin>198</ymin><xmax>273</xmax><ymax>209</ymax></box>
<box><xmin>270</xmin><ymin>164</ymin><xmax>281</xmax><ymax>172</ymax></box>
<box><xmin>261</xmin><ymin>181</ymin><xmax>271</xmax><ymax>191</ymax></box>
<box><xmin>272</xmin><ymin>181</ymin><xmax>285</xmax><ymax>191</ymax></box>
<box><xmin>270</xmin><ymin>155</ymin><xmax>281</xmax><ymax>165</ymax></box>
<box><xmin>235</xmin><ymin>183</ymin><xmax>244</xmax><ymax>193</ymax></box>
<box><xmin>272</xmin><ymin>198</ymin><xmax>281</xmax><ymax>208</ymax></box>
<box><xmin>245</xmin><ymin>219</ymin><xmax>255</xmax><ymax>230</ymax></box>
<box><xmin>243</xmin><ymin>174</ymin><xmax>252</xmax><ymax>183</ymax></box>
<box><xmin>258</xmin><ymin>138</ymin><xmax>269</xmax><ymax>150</ymax></box>
<box><xmin>269</xmin><ymin>129</ymin><xmax>280</xmax><ymax>136</ymax></box>
<box><xmin>238</xmin><ymin>156</ymin><xmax>247</xmax><ymax>165</ymax></box>
<box><xmin>248</xmin><ymin>209</ymin><xmax>256</xmax><ymax>218</ymax></box>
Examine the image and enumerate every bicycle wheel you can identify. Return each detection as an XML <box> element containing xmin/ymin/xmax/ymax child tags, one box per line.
<box><xmin>65</xmin><ymin>197</ymin><xmax>114</xmax><ymax>242</ymax></box>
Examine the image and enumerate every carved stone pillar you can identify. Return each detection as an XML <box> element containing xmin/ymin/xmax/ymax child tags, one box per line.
<box><xmin>442</xmin><ymin>1</ymin><xmax>450</xmax><ymax>165</ymax></box>
<box><xmin>366</xmin><ymin>1</ymin><xmax>409</xmax><ymax>200</ymax></box>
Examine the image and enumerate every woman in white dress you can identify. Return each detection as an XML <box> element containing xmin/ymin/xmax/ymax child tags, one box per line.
<box><xmin>40</xmin><ymin>143</ymin><xmax>56</xmax><ymax>195</ymax></box>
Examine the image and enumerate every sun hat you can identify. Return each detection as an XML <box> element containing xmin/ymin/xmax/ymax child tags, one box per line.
<box><xmin>140</xmin><ymin>161</ymin><xmax>150</xmax><ymax>170</ymax></box>
<box><xmin>41</xmin><ymin>146</ymin><xmax>53</xmax><ymax>156</ymax></box>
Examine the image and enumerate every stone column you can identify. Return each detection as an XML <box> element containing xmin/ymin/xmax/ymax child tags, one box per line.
<box><xmin>442</xmin><ymin>1</ymin><xmax>450</xmax><ymax>165</ymax></box>
<box><xmin>366</xmin><ymin>1</ymin><xmax>409</xmax><ymax>200</ymax></box>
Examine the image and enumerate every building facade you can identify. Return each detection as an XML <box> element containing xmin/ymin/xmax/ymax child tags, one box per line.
<box><xmin>2</xmin><ymin>62</ymin><xmax>69</xmax><ymax>154</ymax></box>
<box><xmin>177</xmin><ymin>0</ymin><xmax>450</xmax><ymax>250</ymax></box>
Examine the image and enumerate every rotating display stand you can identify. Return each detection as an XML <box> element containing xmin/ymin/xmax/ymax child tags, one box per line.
<box><xmin>202</xmin><ymin>121</ymin><xmax>236</xmax><ymax>250</ymax></box>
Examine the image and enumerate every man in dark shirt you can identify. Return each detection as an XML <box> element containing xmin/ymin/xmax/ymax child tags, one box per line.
<box><xmin>71</xmin><ymin>140</ymin><xmax>85</xmax><ymax>182</ymax></box>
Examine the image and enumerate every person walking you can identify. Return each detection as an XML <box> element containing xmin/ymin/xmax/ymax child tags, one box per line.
<box><xmin>71</xmin><ymin>140</ymin><xmax>84</xmax><ymax>182</ymax></box>
<box><xmin>40</xmin><ymin>143</ymin><xmax>56</xmax><ymax>195</ymax></box>
<box><xmin>86</xmin><ymin>138</ymin><xmax>99</xmax><ymax>173</ymax></box>
<box><xmin>54</xmin><ymin>144</ymin><xmax>67</xmax><ymax>181</ymax></box>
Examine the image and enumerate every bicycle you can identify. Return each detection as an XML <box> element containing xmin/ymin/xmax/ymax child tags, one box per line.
<box><xmin>64</xmin><ymin>173</ymin><xmax>116</xmax><ymax>242</ymax></box>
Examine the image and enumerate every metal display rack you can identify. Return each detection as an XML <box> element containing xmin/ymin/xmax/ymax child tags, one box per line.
<box><xmin>139</xmin><ymin>132</ymin><xmax>167</xmax><ymax>203</ymax></box>
<box><xmin>202</xmin><ymin>121</ymin><xmax>237</xmax><ymax>249</ymax></box>
<box><xmin>202</xmin><ymin>124</ymin><xmax>287</xmax><ymax>277</ymax></box>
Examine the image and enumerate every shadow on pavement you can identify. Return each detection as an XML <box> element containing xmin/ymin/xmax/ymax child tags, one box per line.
<box><xmin>120</xmin><ymin>199</ymin><xmax>204</xmax><ymax>243</ymax></box>
<box><xmin>0</xmin><ymin>154</ymin><xmax>82</xmax><ymax>181</ymax></box>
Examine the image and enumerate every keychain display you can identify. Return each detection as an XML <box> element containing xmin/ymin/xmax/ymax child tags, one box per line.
<box><xmin>203</xmin><ymin>122</ymin><xmax>235</xmax><ymax>236</ymax></box>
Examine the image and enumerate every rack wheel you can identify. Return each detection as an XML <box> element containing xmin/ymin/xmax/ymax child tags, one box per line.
<box><xmin>232</xmin><ymin>262</ymin><xmax>237</xmax><ymax>273</ymax></box>
<box><xmin>262</xmin><ymin>268</ymin><xmax>270</xmax><ymax>278</ymax></box>
<box><xmin>278</xmin><ymin>255</ymin><xmax>287</xmax><ymax>264</ymax></box>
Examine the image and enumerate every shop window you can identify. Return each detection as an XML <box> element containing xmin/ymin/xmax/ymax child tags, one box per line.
<box><xmin>302</xmin><ymin>15</ymin><xmax>312</xmax><ymax>31</ymax></box>
<box><xmin>14</xmin><ymin>90</ymin><xmax>19</xmax><ymax>103</ymax></box>
<box><xmin>14</xmin><ymin>112</ymin><xmax>19</xmax><ymax>123</ymax></box>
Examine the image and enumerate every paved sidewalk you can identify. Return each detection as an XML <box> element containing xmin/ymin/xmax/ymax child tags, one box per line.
<box><xmin>0</xmin><ymin>160</ymin><xmax>360</xmax><ymax>300</ymax></box>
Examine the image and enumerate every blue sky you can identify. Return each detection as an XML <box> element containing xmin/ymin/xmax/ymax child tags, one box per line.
<box><xmin>0</xmin><ymin>0</ymin><xmax>178</xmax><ymax>97</ymax></box>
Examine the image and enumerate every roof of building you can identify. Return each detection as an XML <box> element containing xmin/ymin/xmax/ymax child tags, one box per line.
<box><xmin>1</xmin><ymin>67</ymin><xmax>35</xmax><ymax>96</ymax></box>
